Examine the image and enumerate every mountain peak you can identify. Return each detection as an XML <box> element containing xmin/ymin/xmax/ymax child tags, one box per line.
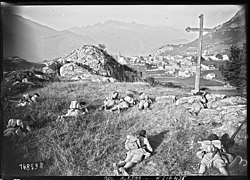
<box><xmin>103</xmin><ymin>20</ymin><xmax>123</xmax><ymax>25</ymax></box>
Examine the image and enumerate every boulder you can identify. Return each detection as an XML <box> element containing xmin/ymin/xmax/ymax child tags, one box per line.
<box><xmin>108</xmin><ymin>77</ymin><xmax>117</xmax><ymax>82</ymax></box>
<box><xmin>223</xmin><ymin>113</ymin><xmax>245</xmax><ymax>122</ymax></box>
<box><xmin>220</xmin><ymin>96</ymin><xmax>247</xmax><ymax>105</ymax></box>
<box><xmin>60</xmin><ymin>63</ymin><xmax>91</xmax><ymax>77</ymax></box>
<box><xmin>42</xmin><ymin>66</ymin><xmax>56</xmax><ymax>74</ymax></box>
<box><xmin>219</xmin><ymin>105</ymin><xmax>246</xmax><ymax>115</ymax></box>
<box><xmin>35</xmin><ymin>74</ymin><xmax>49</xmax><ymax>80</ymax></box>
<box><xmin>210</xmin><ymin>115</ymin><xmax>223</xmax><ymax>123</ymax></box>
<box><xmin>53</xmin><ymin>45</ymin><xmax>142</xmax><ymax>82</ymax></box>
<box><xmin>156</xmin><ymin>95</ymin><xmax>176</xmax><ymax>104</ymax></box>
<box><xmin>71</xmin><ymin>76</ymin><xmax>82</xmax><ymax>80</ymax></box>
<box><xmin>175</xmin><ymin>97</ymin><xmax>189</xmax><ymax>106</ymax></box>
<box><xmin>2</xmin><ymin>69</ymin><xmax>56</xmax><ymax>97</ymax></box>
<box><xmin>176</xmin><ymin>95</ymin><xmax>206</xmax><ymax>106</ymax></box>
<box><xmin>199</xmin><ymin>109</ymin><xmax>219</xmax><ymax>115</ymax></box>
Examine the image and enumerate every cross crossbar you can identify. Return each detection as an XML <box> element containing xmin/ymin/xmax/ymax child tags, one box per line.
<box><xmin>185</xmin><ymin>27</ymin><xmax>214</xmax><ymax>32</ymax></box>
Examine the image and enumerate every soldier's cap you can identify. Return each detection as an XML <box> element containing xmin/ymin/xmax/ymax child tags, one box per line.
<box><xmin>33</xmin><ymin>93</ymin><xmax>40</xmax><ymax>97</ymax></box>
<box><xmin>207</xmin><ymin>134</ymin><xmax>219</xmax><ymax>141</ymax></box>
<box><xmin>79</xmin><ymin>101</ymin><xmax>86</xmax><ymax>106</ymax></box>
<box><xmin>127</xmin><ymin>94</ymin><xmax>134</xmax><ymax>98</ymax></box>
<box><xmin>221</xmin><ymin>133</ymin><xmax>230</xmax><ymax>141</ymax></box>
<box><xmin>138</xmin><ymin>130</ymin><xmax>146</xmax><ymax>137</ymax></box>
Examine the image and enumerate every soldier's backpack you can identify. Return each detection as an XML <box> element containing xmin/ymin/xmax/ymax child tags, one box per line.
<box><xmin>125</xmin><ymin>135</ymin><xmax>141</xmax><ymax>151</ymax></box>
<box><xmin>70</xmin><ymin>101</ymin><xmax>78</xmax><ymax>109</ymax></box>
<box><xmin>200</xmin><ymin>140</ymin><xmax>222</xmax><ymax>152</ymax></box>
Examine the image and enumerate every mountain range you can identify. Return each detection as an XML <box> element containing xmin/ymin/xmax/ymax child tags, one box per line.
<box><xmin>2</xmin><ymin>10</ymin><xmax>96</xmax><ymax>63</ymax></box>
<box><xmin>155</xmin><ymin>8</ymin><xmax>246</xmax><ymax>56</ymax></box>
<box><xmin>2</xmin><ymin>11</ymin><xmax>196</xmax><ymax>63</ymax></box>
<box><xmin>68</xmin><ymin>20</ymin><xmax>195</xmax><ymax>56</ymax></box>
<box><xmin>2</xmin><ymin>8</ymin><xmax>245</xmax><ymax>63</ymax></box>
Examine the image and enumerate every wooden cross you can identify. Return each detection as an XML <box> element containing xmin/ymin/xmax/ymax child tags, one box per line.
<box><xmin>186</xmin><ymin>14</ymin><xmax>213</xmax><ymax>93</ymax></box>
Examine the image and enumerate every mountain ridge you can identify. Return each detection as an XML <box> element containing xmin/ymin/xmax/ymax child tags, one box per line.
<box><xmin>68</xmin><ymin>20</ymin><xmax>195</xmax><ymax>56</ymax></box>
<box><xmin>3</xmin><ymin>56</ymin><xmax>45</xmax><ymax>72</ymax></box>
<box><xmin>2</xmin><ymin>11</ymin><xmax>96</xmax><ymax>63</ymax></box>
<box><xmin>155</xmin><ymin>8</ymin><xmax>246</xmax><ymax>56</ymax></box>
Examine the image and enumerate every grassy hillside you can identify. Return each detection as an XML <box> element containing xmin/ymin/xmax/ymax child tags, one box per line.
<box><xmin>2</xmin><ymin>81</ymin><xmax>246</xmax><ymax>176</ymax></box>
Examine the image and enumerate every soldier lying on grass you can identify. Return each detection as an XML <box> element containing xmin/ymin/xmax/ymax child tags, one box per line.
<box><xmin>109</xmin><ymin>98</ymin><xmax>130</xmax><ymax>113</ymax></box>
<box><xmin>109</xmin><ymin>94</ymin><xmax>137</xmax><ymax>113</ymax></box>
<box><xmin>16</xmin><ymin>93</ymin><xmax>40</xmax><ymax>107</ymax></box>
<box><xmin>196</xmin><ymin>134</ymin><xmax>233</xmax><ymax>175</ymax></box>
<box><xmin>57</xmin><ymin>100</ymin><xmax>89</xmax><ymax>121</ymax></box>
<box><xmin>4</xmin><ymin>119</ymin><xmax>31</xmax><ymax>136</ymax></box>
<box><xmin>123</xmin><ymin>94</ymin><xmax>137</xmax><ymax>107</ymax></box>
<box><xmin>113</xmin><ymin>130</ymin><xmax>153</xmax><ymax>176</ymax></box>
<box><xmin>99</xmin><ymin>91</ymin><xmax>120</xmax><ymax>111</ymax></box>
<box><xmin>138</xmin><ymin>92</ymin><xmax>152</xmax><ymax>110</ymax></box>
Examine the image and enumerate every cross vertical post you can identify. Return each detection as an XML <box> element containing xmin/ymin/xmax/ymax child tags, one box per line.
<box><xmin>195</xmin><ymin>14</ymin><xmax>204</xmax><ymax>93</ymax></box>
<box><xmin>186</xmin><ymin>14</ymin><xmax>213</xmax><ymax>93</ymax></box>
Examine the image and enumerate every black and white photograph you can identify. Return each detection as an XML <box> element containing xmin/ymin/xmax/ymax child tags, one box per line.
<box><xmin>1</xmin><ymin>3</ymin><xmax>247</xmax><ymax>178</ymax></box>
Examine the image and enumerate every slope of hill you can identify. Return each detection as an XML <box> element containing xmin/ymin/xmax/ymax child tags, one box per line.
<box><xmin>156</xmin><ymin>8</ymin><xmax>246</xmax><ymax>56</ymax></box>
<box><xmin>3</xmin><ymin>56</ymin><xmax>45</xmax><ymax>72</ymax></box>
<box><xmin>2</xmin><ymin>81</ymin><xmax>247</xmax><ymax>176</ymax></box>
<box><xmin>69</xmin><ymin>20</ymin><xmax>196</xmax><ymax>56</ymax></box>
<box><xmin>2</xmin><ymin>10</ymin><xmax>96</xmax><ymax>63</ymax></box>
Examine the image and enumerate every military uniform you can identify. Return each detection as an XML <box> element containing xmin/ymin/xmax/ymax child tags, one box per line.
<box><xmin>138</xmin><ymin>93</ymin><xmax>152</xmax><ymax>110</ymax></box>
<box><xmin>197</xmin><ymin>138</ymin><xmax>233</xmax><ymax>175</ymax></box>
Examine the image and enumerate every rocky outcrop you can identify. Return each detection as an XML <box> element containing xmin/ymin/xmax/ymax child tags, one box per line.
<box><xmin>2</xmin><ymin>69</ymin><xmax>58</xmax><ymax>97</ymax></box>
<box><xmin>42</xmin><ymin>66</ymin><xmax>56</xmax><ymax>74</ymax></box>
<box><xmin>173</xmin><ymin>94</ymin><xmax>247</xmax><ymax>146</ymax></box>
<box><xmin>48</xmin><ymin>45</ymin><xmax>142</xmax><ymax>82</ymax></box>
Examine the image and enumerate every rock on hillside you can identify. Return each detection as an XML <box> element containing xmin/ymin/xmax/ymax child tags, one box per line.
<box><xmin>2</xmin><ymin>69</ymin><xmax>58</xmax><ymax>98</ymax></box>
<box><xmin>156</xmin><ymin>7</ymin><xmax>246</xmax><ymax>56</ymax></box>
<box><xmin>59</xmin><ymin>63</ymin><xmax>91</xmax><ymax>77</ymax></box>
<box><xmin>175</xmin><ymin>94</ymin><xmax>247</xmax><ymax>148</ymax></box>
<box><xmin>3</xmin><ymin>56</ymin><xmax>45</xmax><ymax>72</ymax></box>
<box><xmin>46</xmin><ymin>45</ymin><xmax>142</xmax><ymax>82</ymax></box>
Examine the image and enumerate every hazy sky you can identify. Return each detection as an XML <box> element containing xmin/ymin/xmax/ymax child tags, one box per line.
<box><xmin>4</xmin><ymin>4</ymin><xmax>243</xmax><ymax>31</ymax></box>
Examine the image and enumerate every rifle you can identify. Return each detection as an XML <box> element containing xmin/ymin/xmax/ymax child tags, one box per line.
<box><xmin>8</xmin><ymin>99</ymin><xmax>20</xmax><ymax>102</ymax></box>
<box><xmin>223</xmin><ymin>118</ymin><xmax>247</xmax><ymax>152</ymax></box>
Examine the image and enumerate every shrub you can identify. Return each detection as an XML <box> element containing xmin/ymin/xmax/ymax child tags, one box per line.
<box><xmin>143</xmin><ymin>77</ymin><xmax>159</xmax><ymax>86</ymax></box>
<box><xmin>219</xmin><ymin>43</ymin><xmax>246</xmax><ymax>94</ymax></box>
<box><xmin>215</xmin><ymin>53</ymin><xmax>223</xmax><ymax>60</ymax></box>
